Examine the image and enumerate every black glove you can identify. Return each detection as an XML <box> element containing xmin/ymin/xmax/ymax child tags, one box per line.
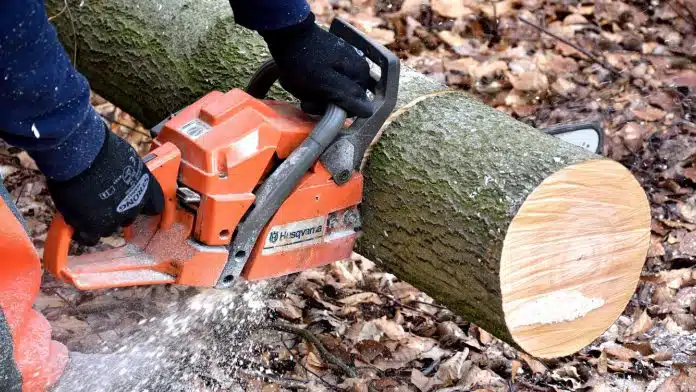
<box><xmin>47</xmin><ymin>126</ymin><xmax>164</xmax><ymax>245</ymax></box>
<box><xmin>260</xmin><ymin>13</ymin><xmax>374</xmax><ymax>118</ymax></box>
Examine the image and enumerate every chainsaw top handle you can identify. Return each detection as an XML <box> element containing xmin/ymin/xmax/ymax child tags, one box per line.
<box><xmin>214</xmin><ymin>18</ymin><xmax>400</xmax><ymax>288</ymax></box>
<box><xmin>246</xmin><ymin>17</ymin><xmax>400</xmax><ymax>185</ymax></box>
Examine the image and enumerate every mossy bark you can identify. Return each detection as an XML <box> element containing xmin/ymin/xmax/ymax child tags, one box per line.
<box><xmin>45</xmin><ymin>0</ymin><xmax>600</xmax><ymax>349</ymax></box>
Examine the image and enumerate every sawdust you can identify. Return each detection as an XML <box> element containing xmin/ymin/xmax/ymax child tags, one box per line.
<box><xmin>53</xmin><ymin>281</ymin><xmax>273</xmax><ymax>391</ymax></box>
<box><xmin>506</xmin><ymin>290</ymin><xmax>605</xmax><ymax>329</ymax></box>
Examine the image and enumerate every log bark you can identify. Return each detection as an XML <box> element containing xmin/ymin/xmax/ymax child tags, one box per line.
<box><xmin>45</xmin><ymin>0</ymin><xmax>650</xmax><ymax>358</ymax></box>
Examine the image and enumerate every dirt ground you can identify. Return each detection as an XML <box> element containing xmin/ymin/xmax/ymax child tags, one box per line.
<box><xmin>2</xmin><ymin>0</ymin><xmax>695</xmax><ymax>390</ymax></box>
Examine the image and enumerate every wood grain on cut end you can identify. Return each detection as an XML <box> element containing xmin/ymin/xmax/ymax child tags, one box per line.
<box><xmin>500</xmin><ymin>159</ymin><xmax>650</xmax><ymax>358</ymax></box>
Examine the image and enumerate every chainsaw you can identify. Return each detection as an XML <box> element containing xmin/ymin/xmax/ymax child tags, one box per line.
<box><xmin>43</xmin><ymin>18</ymin><xmax>604</xmax><ymax>291</ymax></box>
<box><xmin>43</xmin><ymin>19</ymin><xmax>398</xmax><ymax>290</ymax></box>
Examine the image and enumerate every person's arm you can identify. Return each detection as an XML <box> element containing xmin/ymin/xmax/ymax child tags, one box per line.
<box><xmin>0</xmin><ymin>0</ymin><xmax>104</xmax><ymax>181</ymax></box>
<box><xmin>0</xmin><ymin>0</ymin><xmax>163</xmax><ymax>245</ymax></box>
<box><xmin>228</xmin><ymin>0</ymin><xmax>310</xmax><ymax>31</ymax></box>
<box><xmin>228</xmin><ymin>0</ymin><xmax>374</xmax><ymax>118</ymax></box>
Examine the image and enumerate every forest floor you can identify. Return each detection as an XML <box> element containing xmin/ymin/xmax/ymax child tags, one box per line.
<box><xmin>1</xmin><ymin>0</ymin><xmax>695</xmax><ymax>390</ymax></box>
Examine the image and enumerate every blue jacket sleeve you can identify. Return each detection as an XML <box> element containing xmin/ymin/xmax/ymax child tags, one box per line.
<box><xmin>0</xmin><ymin>0</ymin><xmax>105</xmax><ymax>181</ymax></box>
<box><xmin>229</xmin><ymin>0</ymin><xmax>311</xmax><ymax>31</ymax></box>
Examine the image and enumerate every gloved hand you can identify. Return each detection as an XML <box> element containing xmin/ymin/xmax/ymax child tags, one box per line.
<box><xmin>47</xmin><ymin>126</ymin><xmax>164</xmax><ymax>245</ymax></box>
<box><xmin>260</xmin><ymin>13</ymin><xmax>374</xmax><ymax>118</ymax></box>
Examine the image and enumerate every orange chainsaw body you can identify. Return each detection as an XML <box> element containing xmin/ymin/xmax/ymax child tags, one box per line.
<box><xmin>44</xmin><ymin>89</ymin><xmax>363</xmax><ymax>289</ymax></box>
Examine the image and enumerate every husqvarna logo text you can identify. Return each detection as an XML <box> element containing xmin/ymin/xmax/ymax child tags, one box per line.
<box><xmin>263</xmin><ymin>217</ymin><xmax>326</xmax><ymax>255</ymax></box>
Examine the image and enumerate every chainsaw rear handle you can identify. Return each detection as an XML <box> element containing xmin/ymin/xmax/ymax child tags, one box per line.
<box><xmin>44</xmin><ymin>142</ymin><xmax>181</xmax><ymax>280</ymax></box>
<box><xmin>214</xmin><ymin>18</ymin><xmax>400</xmax><ymax>287</ymax></box>
<box><xmin>246</xmin><ymin>17</ymin><xmax>400</xmax><ymax>185</ymax></box>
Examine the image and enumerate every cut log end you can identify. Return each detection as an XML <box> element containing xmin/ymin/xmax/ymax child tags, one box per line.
<box><xmin>500</xmin><ymin>159</ymin><xmax>650</xmax><ymax>358</ymax></box>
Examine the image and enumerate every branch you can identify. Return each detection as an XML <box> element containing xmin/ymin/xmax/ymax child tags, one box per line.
<box><xmin>266</xmin><ymin>322</ymin><xmax>358</xmax><ymax>378</ymax></box>
<box><xmin>236</xmin><ymin>370</ymin><xmax>308</xmax><ymax>389</ymax></box>
<box><xmin>518</xmin><ymin>17</ymin><xmax>621</xmax><ymax>77</ymax></box>
<box><xmin>279</xmin><ymin>339</ymin><xmax>341</xmax><ymax>391</ymax></box>
<box><xmin>47</xmin><ymin>0</ymin><xmax>77</xmax><ymax>63</ymax></box>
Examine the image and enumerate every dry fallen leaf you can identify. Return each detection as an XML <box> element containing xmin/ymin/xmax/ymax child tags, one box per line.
<box><xmin>679</xmin><ymin>200</ymin><xmax>696</xmax><ymax>221</ymax></box>
<box><xmin>656</xmin><ymin>368</ymin><xmax>696</xmax><ymax>392</ymax></box>
<box><xmin>374</xmin><ymin>336</ymin><xmax>438</xmax><ymax>370</ymax></box>
<box><xmin>339</xmin><ymin>292</ymin><xmax>382</xmax><ymax>306</ymax></box>
<box><xmin>16</xmin><ymin>151</ymin><xmax>39</xmax><ymax>171</ymax></box>
<box><xmin>563</xmin><ymin>13</ymin><xmax>589</xmax><ymax>25</ymax></box>
<box><xmin>367</xmin><ymin>28</ymin><xmax>396</xmax><ymax>45</ymax></box>
<box><xmin>620</xmin><ymin>122</ymin><xmax>649</xmax><ymax>153</ymax></box>
<box><xmin>603</xmin><ymin>343</ymin><xmax>639</xmax><ymax>361</ymax></box>
<box><xmin>267</xmin><ymin>299</ymin><xmax>303</xmax><ymax>320</ymax></box>
<box><xmin>460</xmin><ymin>366</ymin><xmax>505</xmax><ymax>389</ymax></box>
<box><xmin>626</xmin><ymin>309</ymin><xmax>653</xmax><ymax>336</ymax></box>
<box><xmin>519</xmin><ymin>352</ymin><xmax>547</xmax><ymax>374</ymax></box>
<box><xmin>667</xmin><ymin>70</ymin><xmax>696</xmax><ymax>90</ymax></box>
<box><xmin>631</xmin><ymin>105</ymin><xmax>667</xmax><ymax>121</ymax></box>
<box><xmin>477</xmin><ymin>328</ymin><xmax>492</xmax><ymax>345</ymax></box>
<box><xmin>508</xmin><ymin>71</ymin><xmax>549</xmax><ymax>92</ymax></box>
<box><xmin>597</xmin><ymin>350</ymin><xmax>608</xmax><ymax>375</ymax></box>
<box><xmin>346</xmin><ymin>320</ymin><xmax>384</xmax><ymax>342</ymax></box>
<box><xmin>411</xmin><ymin>369</ymin><xmax>442</xmax><ymax>392</ymax></box>
<box><xmin>355</xmin><ymin>339</ymin><xmax>392</xmax><ymax>362</ymax></box>
<box><xmin>398</xmin><ymin>0</ymin><xmax>426</xmax><ymax>15</ymax></box>
<box><xmin>438</xmin><ymin>30</ymin><xmax>465</xmax><ymax>47</ymax></box>
<box><xmin>431</xmin><ymin>0</ymin><xmax>476</xmax><ymax>18</ymax></box>
<box><xmin>648</xmin><ymin>235</ymin><xmax>666</xmax><ymax>258</ymax></box>
<box><xmin>435</xmin><ymin>349</ymin><xmax>470</xmax><ymax>383</ymax></box>
<box><xmin>373</xmin><ymin>317</ymin><xmax>408</xmax><ymax>340</ymax></box>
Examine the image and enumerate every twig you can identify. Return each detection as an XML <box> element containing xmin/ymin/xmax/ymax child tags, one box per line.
<box><xmin>48</xmin><ymin>0</ymin><xmax>69</xmax><ymax>21</ymax></box>
<box><xmin>279</xmin><ymin>338</ymin><xmax>340</xmax><ymax>390</ymax></box>
<box><xmin>518</xmin><ymin>17</ymin><xmax>621</xmax><ymax>77</ymax></box>
<box><xmin>514</xmin><ymin>380</ymin><xmax>553</xmax><ymax>392</ymax></box>
<box><xmin>236</xmin><ymin>369</ymin><xmax>308</xmax><ymax>389</ymax></box>
<box><xmin>267</xmin><ymin>322</ymin><xmax>358</xmax><ymax>378</ymax></box>
<box><xmin>376</xmin><ymin>291</ymin><xmax>432</xmax><ymax>315</ymax></box>
<box><xmin>409</xmin><ymin>299</ymin><xmax>449</xmax><ymax>310</ymax></box>
<box><xmin>98</xmin><ymin>113</ymin><xmax>153</xmax><ymax>140</ymax></box>
<box><xmin>48</xmin><ymin>0</ymin><xmax>78</xmax><ymax>64</ymax></box>
<box><xmin>53</xmin><ymin>291</ymin><xmax>81</xmax><ymax>314</ymax></box>
<box><xmin>13</xmin><ymin>183</ymin><xmax>27</xmax><ymax>205</ymax></box>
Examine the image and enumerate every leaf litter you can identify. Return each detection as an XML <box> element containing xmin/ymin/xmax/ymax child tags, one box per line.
<box><xmin>5</xmin><ymin>0</ymin><xmax>693</xmax><ymax>390</ymax></box>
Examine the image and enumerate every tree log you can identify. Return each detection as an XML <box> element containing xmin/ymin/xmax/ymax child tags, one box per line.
<box><xmin>45</xmin><ymin>0</ymin><xmax>650</xmax><ymax>358</ymax></box>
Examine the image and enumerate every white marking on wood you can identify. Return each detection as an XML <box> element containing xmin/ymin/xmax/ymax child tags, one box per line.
<box><xmin>506</xmin><ymin>290</ymin><xmax>605</xmax><ymax>329</ymax></box>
